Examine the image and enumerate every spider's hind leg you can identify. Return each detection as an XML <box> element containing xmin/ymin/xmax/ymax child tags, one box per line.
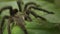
<box><xmin>7</xmin><ymin>17</ymin><xmax>12</xmax><ymax>34</ymax></box>
<box><xmin>0</xmin><ymin>16</ymin><xmax>9</xmax><ymax>34</ymax></box>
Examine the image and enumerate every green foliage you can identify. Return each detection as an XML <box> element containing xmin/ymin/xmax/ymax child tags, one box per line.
<box><xmin>0</xmin><ymin>0</ymin><xmax>60</xmax><ymax>34</ymax></box>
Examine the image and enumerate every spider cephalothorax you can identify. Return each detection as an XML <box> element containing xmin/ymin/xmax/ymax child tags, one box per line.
<box><xmin>0</xmin><ymin>0</ymin><xmax>54</xmax><ymax>34</ymax></box>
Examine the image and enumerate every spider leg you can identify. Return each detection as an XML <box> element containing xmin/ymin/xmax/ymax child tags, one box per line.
<box><xmin>29</xmin><ymin>10</ymin><xmax>47</xmax><ymax>21</ymax></box>
<box><xmin>24</xmin><ymin>2</ymin><xmax>39</xmax><ymax>11</ymax></box>
<box><xmin>14</xmin><ymin>16</ymin><xmax>28</xmax><ymax>34</ymax></box>
<box><xmin>18</xmin><ymin>23</ymin><xmax>28</xmax><ymax>34</ymax></box>
<box><xmin>31</xmin><ymin>6</ymin><xmax>54</xmax><ymax>14</ymax></box>
<box><xmin>9</xmin><ymin>17</ymin><xmax>14</xmax><ymax>29</ymax></box>
<box><xmin>7</xmin><ymin>17</ymin><xmax>12</xmax><ymax>34</ymax></box>
<box><xmin>17</xmin><ymin>0</ymin><xmax>23</xmax><ymax>12</ymax></box>
<box><xmin>0</xmin><ymin>6</ymin><xmax>18</xmax><ymax>16</ymax></box>
<box><xmin>0</xmin><ymin>16</ymin><xmax>9</xmax><ymax>34</ymax></box>
<box><xmin>11</xmin><ymin>22</ymin><xmax>15</xmax><ymax>29</ymax></box>
<box><xmin>24</xmin><ymin>2</ymin><xmax>54</xmax><ymax>14</ymax></box>
<box><xmin>25</xmin><ymin>14</ymin><xmax>32</xmax><ymax>21</ymax></box>
<box><xmin>0</xmin><ymin>6</ymin><xmax>13</xmax><ymax>14</ymax></box>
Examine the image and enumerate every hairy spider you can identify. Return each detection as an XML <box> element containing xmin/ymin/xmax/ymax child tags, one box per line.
<box><xmin>0</xmin><ymin>0</ymin><xmax>54</xmax><ymax>34</ymax></box>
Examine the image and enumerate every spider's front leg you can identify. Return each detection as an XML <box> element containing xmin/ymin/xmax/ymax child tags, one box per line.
<box><xmin>17</xmin><ymin>0</ymin><xmax>24</xmax><ymax>12</ymax></box>
<box><xmin>31</xmin><ymin>6</ymin><xmax>54</xmax><ymax>14</ymax></box>
<box><xmin>24</xmin><ymin>2</ymin><xmax>54</xmax><ymax>14</ymax></box>
<box><xmin>24</xmin><ymin>2</ymin><xmax>55</xmax><ymax>21</ymax></box>
<box><xmin>0</xmin><ymin>6</ymin><xmax>13</xmax><ymax>15</ymax></box>
<box><xmin>0</xmin><ymin>16</ymin><xmax>10</xmax><ymax>34</ymax></box>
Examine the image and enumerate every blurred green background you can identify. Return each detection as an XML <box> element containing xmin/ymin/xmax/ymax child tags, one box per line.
<box><xmin>0</xmin><ymin>0</ymin><xmax>60</xmax><ymax>34</ymax></box>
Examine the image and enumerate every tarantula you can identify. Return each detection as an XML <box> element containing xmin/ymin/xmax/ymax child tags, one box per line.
<box><xmin>0</xmin><ymin>0</ymin><xmax>54</xmax><ymax>34</ymax></box>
